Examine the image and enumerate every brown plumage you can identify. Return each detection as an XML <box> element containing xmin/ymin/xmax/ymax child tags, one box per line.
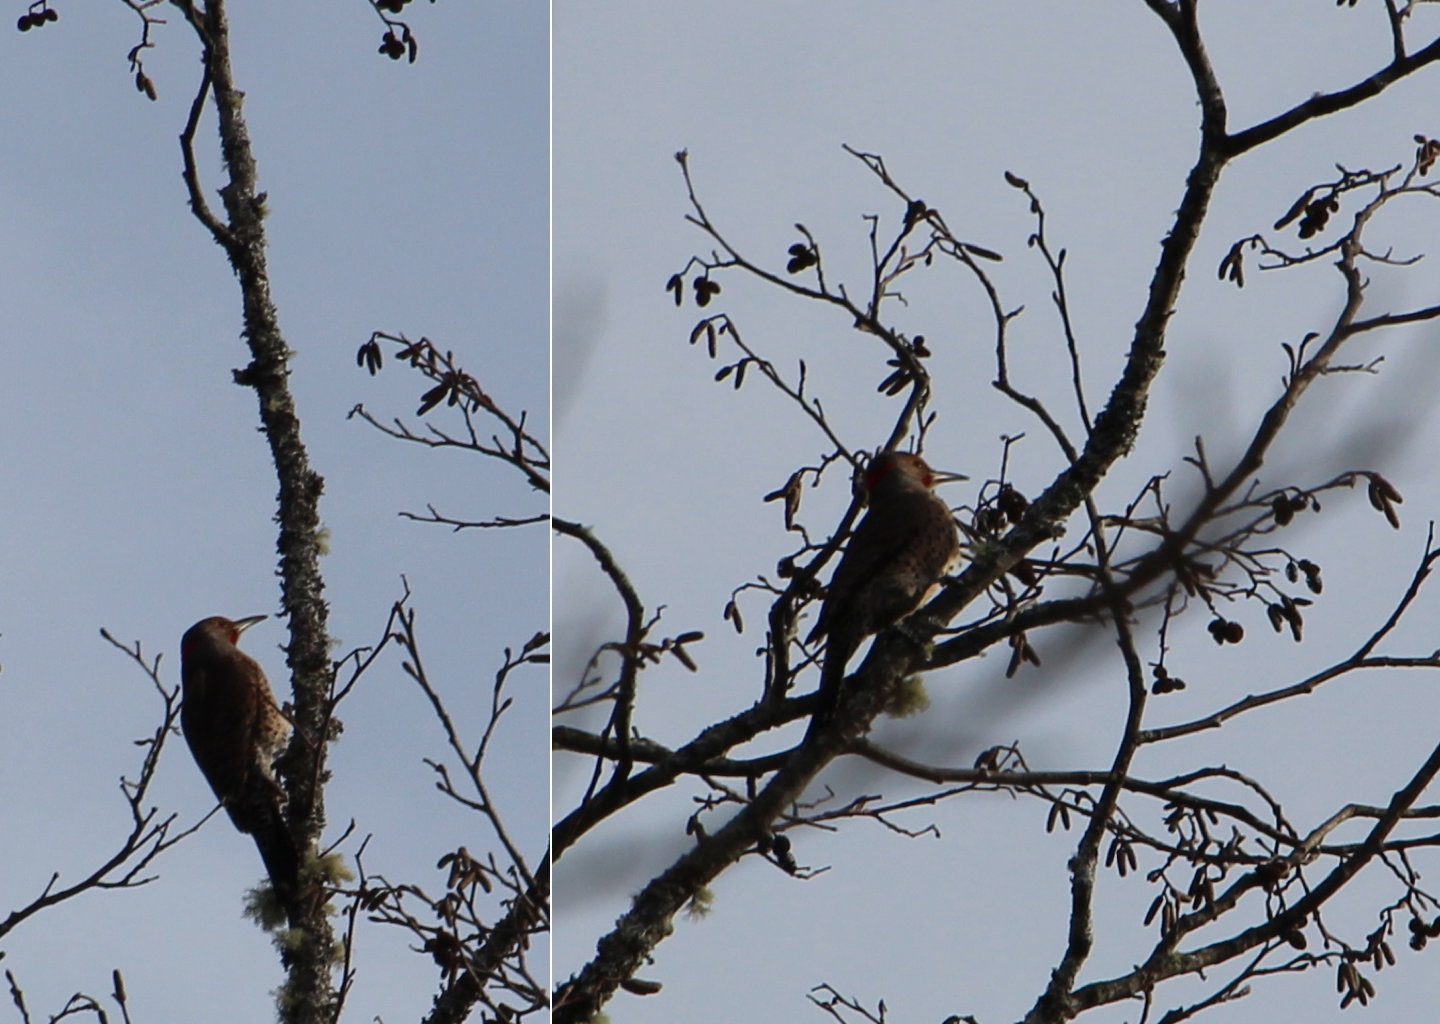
<box><xmin>805</xmin><ymin>452</ymin><xmax>962</xmax><ymax>742</ymax></box>
<box><xmin>180</xmin><ymin>615</ymin><xmax>298</xmax><ymax>891</ymax></box>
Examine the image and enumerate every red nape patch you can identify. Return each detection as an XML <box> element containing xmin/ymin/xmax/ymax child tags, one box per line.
<box><xmin>864</xmin><ymin>458</ymin><xmax>898</xmax><ymax>490</ymax></box>
<box><xmin>866</xmin><ymin>452</ymin><xmax>929</xmax><ymax>491</ymax></box>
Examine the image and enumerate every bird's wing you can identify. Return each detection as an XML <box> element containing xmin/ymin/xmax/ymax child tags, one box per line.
<box><xmin>808</xmin><ymin>491</ymin><xmax>941</xmax><ymax>642</ymax></box>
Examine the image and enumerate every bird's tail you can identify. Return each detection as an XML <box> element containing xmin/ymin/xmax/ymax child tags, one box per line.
<box><xmin>227</xmin><ymin>783</ymin><xmax>301</xmax><ymax>898</ymax></box>
<box><xmin>803</xmin><ymin>633</ymin><xmax>857</xmax><ymax>744</ymax></box>
<box><xmin>251</xmin><ymin>809</ymin><xmax>302</xmax><ymax>899</ymax></box>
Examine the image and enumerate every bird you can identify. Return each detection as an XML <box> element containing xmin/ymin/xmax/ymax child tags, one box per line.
<box><xmin>180</xmin><ymin>614</ymin><xmax>299</xmax><ymax>893</ymax></box>
<box><xmin>804</xmin><ymin>451</ymin><xmax>963</xmax><ymax>742</ymax></box>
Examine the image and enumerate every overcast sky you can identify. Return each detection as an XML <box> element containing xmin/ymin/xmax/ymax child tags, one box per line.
<box><xmin>555</xmin><ymin>3</ymin><xmax>1440</xmax><ymax>1023</ymax></box>
<box><xmin>0</xmin><ymin>4</ymin><xmax>546</xmax><ymax>1022</ymax></box>
<box><xmin>8</xmin><ymin>4</ymin><xmax>1440</xmax><ymax>1023</ymax></box>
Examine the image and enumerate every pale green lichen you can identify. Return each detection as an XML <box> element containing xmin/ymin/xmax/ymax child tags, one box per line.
<box><xmin>243</xmin><ymin>881</ymin><xmax>288</xmax><ymax>932</ymax></box>
<box><xmin>684</xmin><ymin>886</ymin><xmax>714</xmax><ymax>921</ymax></box>
<box><xmin>884</xmin><ymin>675</ymin><xmax>931</xmax><ymax>719</ymax></box>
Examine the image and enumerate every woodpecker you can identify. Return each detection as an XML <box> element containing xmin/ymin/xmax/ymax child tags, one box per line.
<box><xmin>805</xmin><ymin>451</ymin><xmax>963</xmax><ymax>742</ymax></box>
<box><xmin>180</xmin><ymin>615</ymin><xmax>299</xmax><ymax>892</ymax></box>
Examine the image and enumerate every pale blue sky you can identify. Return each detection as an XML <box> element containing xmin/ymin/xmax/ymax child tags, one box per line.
<box><xmin>6</xmin><ymin>4</ymin><xmax>1440</xmax><ymax>1022</ymax></box>
<box><xmin>555</xmin><ymin>3</ymin><xmax>1440</xmax><ymax>1023</ymax></box>
<box><xmin>0</xmin><ymin>4</ymin><xmax>547</xmax><ymax>1021</ymax></box>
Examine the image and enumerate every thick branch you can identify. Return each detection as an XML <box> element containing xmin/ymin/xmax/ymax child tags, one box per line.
<box><xmin>172</xmin><ymin>0</ymin><xmax>337</xmax><ymax>1017</ymax></box>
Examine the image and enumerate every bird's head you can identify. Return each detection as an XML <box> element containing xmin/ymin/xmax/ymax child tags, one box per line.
<box><xmin>863</xmin><ymin>450</ymin><xmax>967</xmax><ymax>496</ymax></box>
<box><xmin>182</xmin><ymin>614</ymin><xmax>267</xmax><ymax>658</ymax></box>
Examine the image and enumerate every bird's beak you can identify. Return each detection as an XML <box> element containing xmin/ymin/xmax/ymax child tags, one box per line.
<box><xmin>233</xmin><ymin>614</ymin><xmax>268</xmax><ymax>634</ymax></box>
<box><xmin>931</xmin><ymin>470</ymin><xmax>970</xmax><ymax>485</ymax></box>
